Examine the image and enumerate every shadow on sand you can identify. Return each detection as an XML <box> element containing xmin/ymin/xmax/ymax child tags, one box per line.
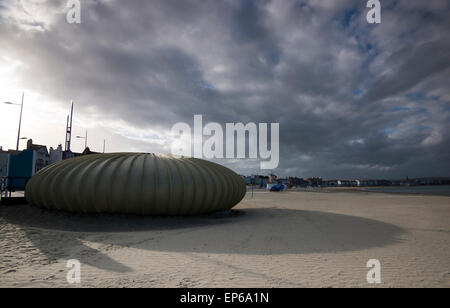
<box><xmin>1</xmin><ymin>204</ymin><xmax>405</xmax><ymax>273</ymax></box>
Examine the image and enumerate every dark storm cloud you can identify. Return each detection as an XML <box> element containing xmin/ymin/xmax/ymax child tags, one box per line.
<box><xmin>1</xmin><ymin>0</ymin><xmax>449</xmax><ymax>178</ymax></box>
<box><xmin>365</xmin><ymin>40</ymin><xmax>450</xmax><ymax>102</ymax></box>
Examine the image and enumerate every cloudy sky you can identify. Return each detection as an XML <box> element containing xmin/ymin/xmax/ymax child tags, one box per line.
<box><xmin>0</xmin><ymin>0</ymin><xmax>449</xmax><ymax>179</ymax></box>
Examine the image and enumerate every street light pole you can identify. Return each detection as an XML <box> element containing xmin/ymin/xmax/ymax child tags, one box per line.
<box><xmin>16</xmin><ymin>92</ymin><xmax>24</xmax><ymax>151</ymax></box>
<box><xmin>76</xmin><ymin>129</ymin><xmax>88</xmax><ymax>151</ymax></box>
<box><xmin>1</xmin><ymin>92</ymin><xmax>25</xmax><ymax>151</ymax></box>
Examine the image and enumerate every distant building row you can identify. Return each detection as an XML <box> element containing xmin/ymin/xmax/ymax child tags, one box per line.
<box><xmin>240</xmin><ymin>174</ymin><xmax>450</xmax><ymax>189</ymax></box>
<box><xmin>0</xmin><ymin>139</ymin><xmax>100</xmax><ymax>194</ymax></box>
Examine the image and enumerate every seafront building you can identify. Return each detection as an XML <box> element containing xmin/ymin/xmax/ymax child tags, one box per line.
<box><xmin>241</xmin><ymin>175</ymin><xmax>269</xmax><ymax>188</ymax></box>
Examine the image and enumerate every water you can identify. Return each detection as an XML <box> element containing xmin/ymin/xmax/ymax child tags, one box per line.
<box><xmin>361</xmin><ymin>185</ymin><xmax>450</xmax><ymax>196</ymax></box>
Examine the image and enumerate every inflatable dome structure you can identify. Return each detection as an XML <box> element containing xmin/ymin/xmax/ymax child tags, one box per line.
<box><xmin>25</xmin><ymin>153</ymin><xmax>246</xmax><ymax>215</ymax></box>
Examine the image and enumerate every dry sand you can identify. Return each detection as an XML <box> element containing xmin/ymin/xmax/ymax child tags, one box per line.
<box><xmin>0</xmin><ymin>190</ymin><xmax>449</xmax><ymax>288</ymax></box>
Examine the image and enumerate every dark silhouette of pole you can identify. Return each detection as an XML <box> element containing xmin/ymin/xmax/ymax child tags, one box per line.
<box><xmin>64</xmin><ymin>115</ymin><xmax>69</xmax><ymax>151</ymax></box>
<box><xmin>16</xmin><ymin>92</ymin><xmax>24</xmax><ymax>151</ymax></box>
<box><xmin>65</xmin><ymin>101</ymin><xmax>74</xmax><ymax>152</ymax></box>
<box><xmin>251</xmin><ymin>175</ymin><xmax>254</xmax><ymax>198</ymax></box>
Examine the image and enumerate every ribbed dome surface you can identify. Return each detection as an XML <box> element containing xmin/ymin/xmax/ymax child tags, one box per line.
<box><xmin>25</xmin><ymin>153</ymin><xmax>246</xmax><ymax>215</ymax></box>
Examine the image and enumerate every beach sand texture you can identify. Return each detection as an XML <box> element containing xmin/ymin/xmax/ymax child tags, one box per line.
<box><xmin>0</xmin><ymin>190</ymin><xmax>449</xmax><ymax>287</ymax></box>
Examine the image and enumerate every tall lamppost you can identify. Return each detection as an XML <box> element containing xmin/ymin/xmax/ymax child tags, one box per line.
<box><xmin>76</xmin><ymin>130</ymin><xmax>88</xmax><ymax>150</ymax></box>
<box><xmin>1</xmin><ymin>92</ymin><xmax>24</xmax><ymax>151</ymax></box>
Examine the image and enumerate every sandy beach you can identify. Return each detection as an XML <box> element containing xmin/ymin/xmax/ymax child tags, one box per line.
<box><xmin>0</xmin><ymin>189</ymin><xmax>449</xmax><ymax>288</ymax></box>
